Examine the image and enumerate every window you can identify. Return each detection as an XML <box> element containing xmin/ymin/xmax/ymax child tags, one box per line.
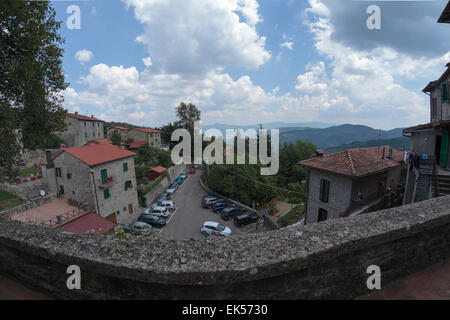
<box><xmin>125</xmin><ymin>180</ymin><xmax>132</xmax><ymax>191</ymax></box>
<box><xmin>93</xmin><ymin>132</ymin><xmax>96</xmax><ymax>137</ymax></box>
<box><xmin>56</xmin><ymin>167</ymin><xmax>62</xmax><ymax>177</ymax></box>
<box><xmin>318</xmin><ymin>208</ymin><xmax>328</xmax><ymax>222</ymax></box>
<box><xmin>319</xmin><ymin>179</ymin><xmax>330</xmax><ymax>203</ymax></box>
<box><xmin>123</xmin><ymin>162</ymin><xmax>128</xmax><ymax>172</ymax></box>
<box><xmin>104</xmin><ymin>188</ymin><xmax>110</xmax><ymax>199</ymax></box>
<box><xmin>59</xmin><ymin>185</ymin><xmax>65</xmax><ymax>195</ymax></box>
<box><xmin>84</xmin><ymin>122</ymin><xmax>86</xmax><ymax>126</ymax></box>
<box><xmin>432</xmin><ymin>98</ymin><xmax>437</xmax><ymax>119</ymax></box>
<box><xmin>442</xmin><ymin>82</ymin><xmax>449</xmax><ymax>103</ymax></box>
<box><xmin>84</xmin><ymin>132</ymin><xmax>87</xmax><ymax>138</ymax></box>
<box><xmin>67</xmin><ymin>173</ymin><xmax>71</xmax><ymax>179</ymax></box>
<box><xmin>101</xmin><ymin>169</ymin><xmax>108</xmax><ymax>184</ymax></box>
<box><xmin>93</xmin><ymin>122</ymin><xmax>95</xmax><ymax>127</ymax></box>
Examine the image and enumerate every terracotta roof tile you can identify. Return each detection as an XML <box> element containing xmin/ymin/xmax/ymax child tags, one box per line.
<box><xmin>62</xmin><ymin>143</ymin><xmax>136</xmax><ymax>166</ymax></box>
<box><xmin>127</xmin><ymin>141</ymin><xmax>146</xmax><ymax>149</ymax></box>
<box><xmin>67</xmin><ymin>112</ymin><xmax>104</xmax><ymax>122</ymax></box>
<box><xmin>299</xmin><ymin>146</ymin><xmax>404</xmax><ymax>178</ymax></box>
<box><xmin>109</xmin><ymin>126</ymin><xmax>129</xmax><ymax>132</ymax></box>
<box><xmin>148</xmin><ymin>166</ymin><xmax>167</xmax><ymax>174</ymax></box>
<box><xmin>133</xmin><ymin>127</ymin><xmax>160</xmax><ymax>134</ymax></box>
<box><xmin>58</xmin><ymin>212</ymin><xmax>115</xmax><ymax>234</ymax></box>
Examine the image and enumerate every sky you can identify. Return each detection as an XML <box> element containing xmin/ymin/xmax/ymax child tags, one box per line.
<box><xmin>53</xmin><ymin>0</ymin><xmax>450</xmax><ymax>130</ymax></box>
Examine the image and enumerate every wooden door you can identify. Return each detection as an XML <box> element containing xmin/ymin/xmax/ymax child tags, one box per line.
<box><xmin>128</xmin><ymin>204</ymin><xmax>133</xmax><ymax>214</ymax></box>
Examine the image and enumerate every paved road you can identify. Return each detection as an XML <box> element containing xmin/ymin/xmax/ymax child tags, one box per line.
<box><xmin>161</xmin><ymin>169</ymin><xmax>244</xmax><ymax>240</ymax></box>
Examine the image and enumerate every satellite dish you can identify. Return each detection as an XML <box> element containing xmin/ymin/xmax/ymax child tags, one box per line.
<box><xmin>39</xmin><ymin>190</ymin><xmax>46</xmax><ymax>197</ymax></box>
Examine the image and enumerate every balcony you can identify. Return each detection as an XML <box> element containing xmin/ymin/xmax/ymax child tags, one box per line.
<box><xmin>98</xmin><ymin>176</ymin><xmax>115</xmax><ymax>189</ymax></box>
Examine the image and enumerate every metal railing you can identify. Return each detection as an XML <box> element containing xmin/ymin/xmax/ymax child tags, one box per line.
<box><xmin>40</xmin><ymin>205</ymin><xmax>89</xmax><ymax>228</ymax></box>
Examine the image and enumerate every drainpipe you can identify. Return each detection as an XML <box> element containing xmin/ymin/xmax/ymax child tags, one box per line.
<box><xmin>90</xmin><ymin>169</ymin><xmax>100</xmax><ymax>216</ymax></box>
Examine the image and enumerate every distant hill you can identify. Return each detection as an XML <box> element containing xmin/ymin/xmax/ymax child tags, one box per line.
<box><xmin>323</xmin><ymin>136</ymin><xmax>410</xmax><ymax>154</ymax></box>
<box><xmin>279</xmin><ymin>124</ymin><xmax>405</xmax><ymax>149</ymax></box>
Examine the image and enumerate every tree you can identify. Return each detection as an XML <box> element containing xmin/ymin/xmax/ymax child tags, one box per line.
<box><xmin>0</xmin><ymin>1</ymin><xmax>67</xmax><ymax>175</ymax></box>
<box><xmin>159</xmin><ymin>122</ymin><xmax>180</xmax><ymax>149</ymax></box>
<box><xmin>175</xmin><ymin>102</ymin><xmax>201</xmax><ymax>134</ymax></box>
<box><xmin>110</xmin><ymin>131</ymin><xmax>122</xmax><ymax>146</ymax></box>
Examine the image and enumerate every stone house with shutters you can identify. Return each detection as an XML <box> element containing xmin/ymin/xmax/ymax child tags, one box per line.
<box><xmin>52</xmin><ymin>143</ymin><xmax>139</xmax><ymax>225</ymax></box>
<box><xmin>299</xmin><ymin>147</ymin><xmax>406</xmax><ymax>225</ymax></box>
<box><xmin>125</xmin><ymin>128</ymin><xmax>161</xmax><ymax>148</ymax></box>
<box><xmin>403</xmin><ymin>63</ymin><xmax>450</xmax><ymax>203</ymax></box>
<box><xmin>57</xmin><ymin>112</ymin><xmax>105</xmax><ymax>147</ymax></box>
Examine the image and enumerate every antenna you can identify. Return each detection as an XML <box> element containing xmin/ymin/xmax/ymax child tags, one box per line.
<box><xmin>376</xmin><ymin>129</ymin><xmax>381</xmax><ymax>160</ymax></box>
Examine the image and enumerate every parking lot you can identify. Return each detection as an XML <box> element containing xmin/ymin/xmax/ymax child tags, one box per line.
<box><xmin>155</xmin><ymin>169</ymin><xmax>270</xmax><ymax>240</ymax></box>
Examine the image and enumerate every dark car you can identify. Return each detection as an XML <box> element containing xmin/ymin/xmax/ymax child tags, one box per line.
<box><xmin>202</xmin><ymin>197</ymin><xmax>222</xmax><ymax>208</ymax></box>
<box><xmin>158</xmin><ymin>193</ymin><xmax>170</xmax><ymax>202</ymax></box>
<box><xmin>220</xmin><ymin>206</ymin><xmax>247</xmax><ymax>221</ymax></box>
<box><xmin>211</xmin><ymin>201</ymin><xmax>236</xmax><ymax>213</ymax></box>
<box><xmin>234</xmin><ymin>212</ymin><xmax>260</xmax><ymax>227</ymax></box>
<box><xmin>138</xmin><ymin>214</ymin><xmax>166</xmax><ymax>228</ymax></box>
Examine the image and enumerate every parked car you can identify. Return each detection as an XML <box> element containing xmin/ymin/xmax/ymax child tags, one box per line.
<box><xmin>234</xmin><ymin>212</ymin><xmax>260</xmax><ymax>227</ymax></box>
<box><xmin>180</xmin><ymin>171</ymin><xmax>187</xmax><ymax>180</ymax></box>
<box><xmin>138</xmin><ymin>214</ymin><xmax>166</xmax><ymax>228</ymax></box>
<box><xmin>201</xmin><ymin>221</ymin><xmax>231</xmax><ymax>237</ymax></box>
<box><xmin>220</xmin><ymin>207</ymin><xmax>247</xmax><ymax>221</ymax></box>
<box><xmin>158</xmin><ymin>200</ymin><xmax>176</xmax><ymax>211</ymax></box>
<box><xmin>202</xmin><ymin>197</ymin><xmax>222</xmax><ymax>208</ymax></box>
<box><xmin>193</xmin><ymin>165</ymin><xmax>199</xmax><ymax>169</ymax></box>
<box><xmin>166</xmin><ymin>183</ymin><xmax>178</xmax><ymax>194</ymax></box>
<box><xmin>189</xmin><ymin>168</ymin><xmax>196</xmax><ymax>174</ymax></box>
<box><xmin>124</xmin><ymin>221</ymin><xmax>152</xmax><ymax>235</ymax></box>
<box><xmin>175</xmin><ymin>177</ymin><xmax>184</xmax><ymax>185</ymax></box>
<box><xmin>144</xmin><ymin>206</ymin><xmax>169</xmax><ymax>218</ymax></box>
<box><xmin>158</xmin><ymin>193</ymin><xmax>170</xmax><ymax>202</ymax></box>
<box><xmin>202</xmin><ymin>194</ymin><xmax>216</xmax><ymax>201</ymax></box>
<box><xmin>211</xmin><ymin>201</ymin><xmax>236</xmax><ymax>213</ymax></box>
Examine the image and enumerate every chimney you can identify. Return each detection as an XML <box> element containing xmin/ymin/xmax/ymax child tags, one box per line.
<box><xmin>388</xmin><ymin>147</ymin><xmax>393</xmax><ymax>159</ymax></box>
<box><xmin>91</xmin><ymin>115</ymin><xmax>94</xmax><ymax>118</ymax></box>
<box><xmin>60</xmin><ymin>143</ymin><xmax>66</xmax><ymax>149</ymax></box>
<box><xmin>74</xmin><ymin>111</ymin><xmax>78</xmax><ymax>115</ymax></box>
<box><xmin>46</xmin><ymin>150</ymin><xmax>55</xmax><ymax>169</ymax></box>
<box><xmin>315</xmin><ymin>149</ymin><xmax>324</xmax><ymax>157</ymax></box>
<box><xmin>382</xmin><ymin>147</ymin><xmax>385</xmax><ymax>159</ymax></box>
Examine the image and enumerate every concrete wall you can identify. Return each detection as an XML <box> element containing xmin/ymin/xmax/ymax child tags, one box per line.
<box><xmin>0</xmin><ymin>194</ymin><xmax>57</xmax><ymax>218</ymax></box>
<box><xmin>1</xmin><ymin>194</ymin><xmax>450</xmax><ymax>299</ymax></box>
<box><xmin>410</xmin><ymin>129</ymin><xmax>438</xmax><ymax>156</ymax></box>
<box><xmin>305</xmin><ymin>169</ymin><xmax>352</xmax><ymax>224</ymax></box>
<box><xmin>430</xmin><ymin>72</ymin><xmax>450</xmax><ymax>122</ymax></box>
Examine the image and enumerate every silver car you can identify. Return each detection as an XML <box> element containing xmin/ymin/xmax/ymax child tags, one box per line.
<box><xmin>166</xmin><ymin>183</ymin><xmax>178</xmax><ymax>195</ymax></box>
<box><xmin>201</xmin><ymin>221</ymin><xmax>232</xmax><ymax>237</ymax></box>
<box><xmin>124</xmin><ymin>221</ymin><xmax>152</xmax><ymax>236</ymax></box>
<box><xmin>158</xmin><ymin>200</ymin><xmax>176</xmax><ymax>211</ymax></box>
<box><xmin>145</xmin><ymin>206</ymin><xmax>169</xmax><ymax>218</ymax></box>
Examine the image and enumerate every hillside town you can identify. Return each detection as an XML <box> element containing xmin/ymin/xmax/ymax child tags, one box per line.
<box><xmin>0</xmin><ymin>0</ymin><xmax>449</xmax><ymax>302</ymax></box>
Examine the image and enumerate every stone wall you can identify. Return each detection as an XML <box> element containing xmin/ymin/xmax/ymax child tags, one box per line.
<box><xmin>1</xmin><ymin>192</ymin><xmax>450</xmax><ymax>299</ymax></box>
<box><xmin>0</xmin><ymin>177</ymin><xmax>50</xmax><ymax>200</ymax></box>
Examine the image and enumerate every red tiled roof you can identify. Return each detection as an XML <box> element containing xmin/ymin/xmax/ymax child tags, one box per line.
<box><xmin>109</xmin><ymin>125</ymin><xmax>129</xmax><ymax>132</ymax></box>
<box><xmin>299</xmin><ymin>146</ymin><xmax>404</xmax><ymax>178</ymax></box>
<box><xmin>67</xmin><ymin>112</ymin><xmax>104</xmax><ymax>122</ymax></box>
<box><xmin>58</xmin><ymin>212</ymin><xmax>115</xmax><ymax>234</ymax></box>
<box><xmin>403</xmin><ymin>120</ymin><xmax>450</xmax><ymax>134</ymax></box>
<box><xmin>149</xmin><ymin>166</ymin><xmax>166</xmax><ymax>174</ymax></box>
<box><xmin>61</xmin><ymin>143</ymin><xmax>136</xmax><ymax>166</ymax></box>
<box><xmin>133</xmin><ymin>127</ymin><xmax>160</xmax><ymax>134</ymax></box>
<box><xmin>128</xmin><ymin>141</ymin><xmax>146</xmax><ymax>149</ymax></box>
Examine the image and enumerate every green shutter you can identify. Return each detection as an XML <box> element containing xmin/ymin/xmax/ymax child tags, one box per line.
<box><xmin>442</xmin><ymin>82</ymin><xmax>449</xmax><ymax>102</ymax></box>
<box><xmin>59</xmin><ymin>185</ymin><xmax>65</xmax><ymax>195</ymax></box>
<box><xmin>123</xmin><ymin>162</ymin><xmax>128</xmax><ymax>172</ymax></box>
<box><xmin>440</xmin><ymin>129</ymin><xmax>449</xmax><ymax>167</ymax></box>
<box><xmin>101</xmin><ymin>169</ymin><xmax>108</xmax><ymax>184</ymax></box>
<box><xmin>104</xmin><ymin>189</ymin><xmax>110</xmax><ymax>199</ymax></box>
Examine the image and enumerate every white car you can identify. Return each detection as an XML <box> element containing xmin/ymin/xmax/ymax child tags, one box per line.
<box><xmin>145</xmin><ymin>206</ymin><xmax>169</xmax><ymax>218</ymax></box>
<box><xmin>166</xmin><ymin>183</ymin><xmax>178</xmax><ymax>195</ymax></box>
<box><xmin>158</xmin><ymin>200</ymin><xmax>176</xmax><ymax>211</ymax></box>
<box><xmin>201</xmin><ymin>221</ymin><xmax>232</xmax><ymax>237</ymax></box>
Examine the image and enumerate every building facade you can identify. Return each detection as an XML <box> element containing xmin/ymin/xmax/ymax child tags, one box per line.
<box><xmin>57</xmin><ymin>112</ymin><xmax>105</xmax><ymax>147</ymax></box>
<box><xmin>106</xmin><ymin>126</ymin><xmax>129</xmax><ymax>140</ymax></box>
<box><xmin>300</xmin><ymin>147</ymin><xmax>406</xmax><ymax>224</ymax></box>
<box><xmin>403</xmin><ymin>63</ymin><xmax>450</xmax><ymax>203</ymax></box>
<box><xmin>52</xmin><ymin>143</ymin><xmax>139</xmax><ymax>225</ymax></box>
<box><xmin>126</xmin><ymin>128</ymin><xmax>161</xmax><ymax>148</ymax></box>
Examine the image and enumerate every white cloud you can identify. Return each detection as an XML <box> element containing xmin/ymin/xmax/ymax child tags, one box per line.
<box><xmin>122</xmin><ymin>0</ymin><xmax>271</xmax><ymax>74</ymax></box>
<box><xmin>75</xmin><ymin>49</ymin><xmax>93</xmax><ymax>63</ymax></box>
<box><xmin>280</xmin><ymin>41</ymin><xmax>294</xmax><ymax>50</ymax></box>
<box><xmin>142</xmin><ymin>57</ymin><xmax>152</xmax><ymax>68</ymax></box>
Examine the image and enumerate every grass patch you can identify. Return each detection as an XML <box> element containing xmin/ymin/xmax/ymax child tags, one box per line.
<box><xmin>0</xmin><ymin>191</ymin><xmax>26</xmax><ymax>212</ymax></box>
<box><xmin>19</xmin><ymin>167</ymin><xmax>41</xmax><ymax>177</ymax></box>
<box><xmin>277</xmin><ymin>205</ymin><xmax>305</xmax><ymax>228</ymax></box>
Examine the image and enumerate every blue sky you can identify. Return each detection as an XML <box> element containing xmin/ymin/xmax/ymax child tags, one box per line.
<box><xmin>54</xmin><ymin>0</ymin><xmax>450</xmax><ymax>130</ymax></box>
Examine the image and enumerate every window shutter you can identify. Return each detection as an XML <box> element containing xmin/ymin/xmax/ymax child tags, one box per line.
<box><xmin>442</xmin><ymin>82</ymin><xmax>449</xmax><ymax>102</ymax></box>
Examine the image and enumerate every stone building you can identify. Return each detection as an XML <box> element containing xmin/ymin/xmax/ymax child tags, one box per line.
<box><xmin>438</xmin><ymin>1</ymin><xmax>450</xmax><ymax>23</ymax></box>
<box><xmin>299</xmin><ymin>147</ymin><xmax>406</xmax><ymax>225</ymax></box>
<box><xmin>403</xmin><ymin>63</ymin><xmax>450</xmax><ymax>203</ymax></box>
<box><xmin>52</xmin><ymin>143</ymin><xmax>139</xmax><ymax>225</ymax></box>
<box><xmin>57</xmin><ymin>112</ymin><xmax>105</xmax><ymax>147</ymax></box>
<box><xmin>126</xmin><ymin>128</ymin><xmax>161</xmax><ymax>148</ymax></box>
<box><xmin>106</xmin><ymin>125</ymin><xmax>129</xmax><ymax>140</ymax></box>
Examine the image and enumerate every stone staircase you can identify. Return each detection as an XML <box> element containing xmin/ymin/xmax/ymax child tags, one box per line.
<box><xmin>433</xmin><ymin>174</ymin><xmax>450</xmax><ymax>196</ymax></box>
